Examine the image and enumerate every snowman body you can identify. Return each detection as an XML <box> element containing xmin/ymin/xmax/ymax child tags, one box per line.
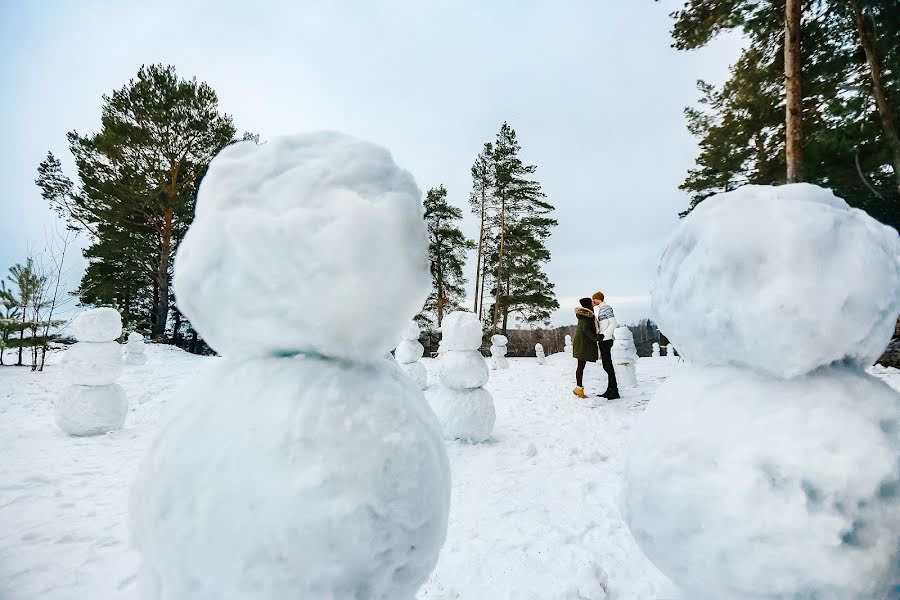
<box><xmin>623</xmin><ymin>184</ymin><xmax>900</xmax><ymax>599</ymax></box>
<box><xmin>124</xmin><ymin>331</ymin><xmax>147</xmax><ymax>366</ymax></box>
<box><xmin>651</xmin><ymin>342</ymin><xmax>660</xmax><ymax>358</ymax></box>
<box><xmin>489</xmin><ymin>334</ymin><xmax>509</xmax><ymax>370</ymax></box>
<box><xmin>395</xmin><ymin>321</ymin><xmax>427</xmax><ymax>389</ymax></box>
<box><xmin>665</xmin><ymin>344</ymin><xmax>676</xmax><ymax>359</ymax></box>
<box><xmin>56</xmin><ymin>307</ymin><xmax>127</xmax><ymax>436</ymax></box>
<box><xmin>611</xmin><ymin>326</ymin><xmax>638</xmax><ymax>389</ymax></box>
<box><xmin>564</xmin><ymin>334</ymin><xmax>573</xmax><ymax>356</ymax></box>
<box><xmin>535</xmin><ymin>343</ymin><xmax>545</xmax><ymax>365</ymax></box>
<box><xmin>131</xmin><ymin>133</ymin><xmax>451</xmax><ymax>600</ymax></box>
<box><xmin>427</xmin><ymin>311</ymin><xmax>494</xmax><ymax>442</ymax></box>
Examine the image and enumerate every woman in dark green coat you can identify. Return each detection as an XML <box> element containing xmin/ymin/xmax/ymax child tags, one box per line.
<box><xmin>573</xmin><ymin>297</ymin><xmax>600</xmax><ymax>398</ymax></box>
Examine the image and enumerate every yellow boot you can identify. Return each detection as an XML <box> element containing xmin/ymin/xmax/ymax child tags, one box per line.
<box><xmin>573</xmin><ymin>386</ymin><xmax>588</xmax><ymax>399</ymax></box>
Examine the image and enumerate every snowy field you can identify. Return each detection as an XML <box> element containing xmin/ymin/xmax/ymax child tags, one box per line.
<box><xmin>1</xmin><ymin>345</ymin><xmax>898</xmax><ymax>599</ymax></box>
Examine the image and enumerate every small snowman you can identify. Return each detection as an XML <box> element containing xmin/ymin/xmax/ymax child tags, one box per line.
<box><xmin>535</xmin><ymin>343</ymin><xmax>545</xmax><ymax>365</ymax></box>
<box><xmin>130</xmin><ymin>133</ymin><xmax>451</xmax><ymax>599</ymax></box>
<box><xmin>56</xmin><ymin>307</ymin><xmax>127</xmax><ymax>436</ymax></box>
<box><xmin>611</xmin><ymin>326</ymin><xmax>638</xmax><ymax>389</ymax></box>
<box><xmin>489</xmin><ymin>334</ymin><xmax>509</xmax><ymax>369</ymax></box>
<box><xmin>624</xmin><ymin>184</ymin><xmax>900</xmax><ymax>599</ymax></box>
<box><xmin>666</xmin><ymin>344</ymin><xmax>676</xmax><ymax>359</ymax></box>
<box><xmin>564</xmin><ymin>334</ymin><xmax>573</xmax><ymax>355</ymax></box>
<box><xmin>427</xmin><ymin>311</ymin><xmax>495</xmax><ymax>442</ymax></box>
<box><xmin>651</xmin><ymin>342</ymin><xmax>660</xmax><ymax>358</ymax></box>
<box><xmin>395</xmin><ymin>320</ymin><xmax>427</xmax><ymax>389</ymax></box>
<box><xmin>123</xmin><ymin>331</ymin><xmax>147</xmax><ymax>366</ymax></box>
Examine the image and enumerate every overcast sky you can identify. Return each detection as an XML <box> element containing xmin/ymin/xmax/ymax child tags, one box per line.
<box><xmin>0</xmin><ymin>0</ymin><xmax>743</xmax><ymax>326</ymax></box>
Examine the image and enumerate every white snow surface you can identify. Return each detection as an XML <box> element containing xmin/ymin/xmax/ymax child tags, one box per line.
<box><xmin>395</xmin><ymin>339</ymin><xmax>424</xmax><ymax>364</ymax></box>
<box><xmin>126</xmin><ymin>332</ymin><xmax>145</xmax><ymax>347</ymax></box>
<box><xmin>61</xmin><ymin>342</ymin><xmax>124</xmax><ymax>386</ymax></box>
<box><xmin>54</xmin><ymin>384</ymin><xmax>127</xmax><ymax>437</ymax></box>
<box><xmin>437</xmin><ymin>350</ymin><xmax>489</xmax><ymax>389</ymax></box>
<box><xmin>398</xmin><ymin>360</ymin><xmax>428</xmax><ymax>390</ymax></box>
<box><xmin>131</xmin><ymin>354</ymin><xmax>450</xmax><ymax>600</ymax></box>
<box><xmin>72</xmin><ymin>308</ymin><xmax>123</xmax><ymax>343</ymax></box>
<box><xmin>438</xmin><ymin>312</ymin><xmax>483</xmax><ymax>351</ymax></box>
<box><xmin>427</xmin><ymin>386</ymin><xmax>496</xmax><ymax>443</ymax></box>
<box><xmin>123</xmin><ymin>352</ymin><xmax>147</xmax><ymax>366</ymax></box>
<box><xmin>652</xmin><ymin>183</ymin><xmax>900</xmax><ymax>378</ymax></box>
<box><xmin>624</xmin><ymin>365</ymin><xmax>900</xmax><ymax>599</ymax></box>
<box><xmin>9</xmin><ymin>346</ymin><xmax>895</xmax><ymax>598</ymax></box>
<box><xmin>172</xmin><ymin>132</ymin><xmax>430</xmax><ymax>362</ymax></box>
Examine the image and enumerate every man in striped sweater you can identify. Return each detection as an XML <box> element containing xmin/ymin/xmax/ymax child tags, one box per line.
<box><xmin>592</xmin><ymin>291</ymin><xmax>620</xmax><ymax>399</ymax></box>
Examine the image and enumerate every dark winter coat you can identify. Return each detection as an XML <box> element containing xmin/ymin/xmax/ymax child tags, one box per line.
<box><xmin>573</xmin><ymin>307</ymin><xmax>600</xmax><ymax>362</ymax></box>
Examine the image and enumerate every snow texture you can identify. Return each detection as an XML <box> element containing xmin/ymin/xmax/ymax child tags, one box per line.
<box><xmin>62</xmin><ymin>342</ymin><xmax>124</xmax><ymax>386</ymax></box>
<box><xmin>651</xmin><ymin>343</ymin><xmax>660</xmax><ymax>358</ymax></box>
<box><xmin>490</xmin><ymin>335</ymin><xmax>510</xmax><ymax>370</ymax></box>
<box><xmin>427</xmin><ymin>386</ymin><xmax>496</xmax><ymax>443</ymax></box>
<box><xmin>665</xmin><ymin>345</ymin><xmax>676</xmax><ymax>359</ymax></box>
<box><xmin>535</xmin><ymin>343</ymin><xmax>545</xmax><ymax>365</ymax></box>
<box><xmin>398</xmin><ymin>360</ymin><xmax>428</xmax><ymax>390</ymax></box>
<box><xmin>624</xmin><ymin>365</ymin><xmax>900</xmax><ymax>599</ymax></box>
<box><xmin>564</xmin><ymin>335</ymin><xmax>573</xmax><ymax>355</ymax></box>
<box><xmin>401</xmin><ymin>321</ymin><xmax>421</xmax><ymax>341</ymax></box>
<box><xmin>172</xmin><ymin>132</ymin><xmax>430</xmax><ymax>362</ymax></box>
<box><xmin>652</xmin><ymin>183</ymin><xmax>900</xmax><ymax>378</ymax></box>
<box><xmin>612</xmin><ymin>327</ymin><xmax>638</xmax><ymax>364</ymax></box>
<box><xmin>54</xmin><ymin>384</ymin><xmax>127</xmax><ymax>436</ymax></box>
<box><xmin>72</xmin><ymin>307</ymin><xmax>123</xmax><ymax>343</ymax></box>
<box><xmin>124</xmin><ymin>333</ymin><xmax>147</xmax><ymax>366</ymax></box>
<box><xmin>131</xmin><ymin>356</ymin><xmax>450</xmax><ymax>600</ymax></box>
<box><xmin>439</xmin><ymin>311</ymin><xmax>483</xmax><ymax>351</ymax></box>
<box><xmin>395</xmin><ymin>339</ymin><xmax>424</xmax><ymax>364</ymax></box>
<box><xmin>437</xmin><ymin>350</ymin><xmax>489</xmax><ymax>389</ymax></box>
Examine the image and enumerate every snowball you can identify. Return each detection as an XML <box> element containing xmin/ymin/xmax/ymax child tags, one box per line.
<box><xmin>426</xmin><ymin>386</ymin><xmax>495</xmax><ymax>443</ymax></box>
<box><xmin>439</xmin><ymin>350</ymin><xmax>489</xmax><ymax>389</ymax></box>
<box><xmin>172</xmin><ymin>132</ymin><xmax>430</xmax><ymax>361</ymax></box>
<box><xmin>439</xmin><ymin>311</ymin><xmax>483</xmax><ymax>351</ymax></box>
<box><xmin>55</xmin><ymin>384</ymin><xmax>127</xmax><ymax>436</ymax></box>
<box><xmin>127</xmin><ymin>331</ymin><xmax>145</xmax><ymax>344</ymax></box>
<box><xmin>124</xmin><ymin>352</ymin><xmax>147</xmax><ymax>366</ymax></box>
<box><xmin>62</xmin><ymin>341</ymin><xmax>124</xmax><ymax>386</ymax></box>
<box><xmin>398</xmin><ymin>360</ymin><xmax>428</xmax><ymax>390</ymax></box>
<box><xmin>131</xmin><ymin>355</ymin><xmax>450</xmax><ymax>599</ymax></box>
<box><xmin>490</xmin><ymin>334</ymin><xmax>508</xmax><ymax>346</ymax></box>
<box><xmin>623</xmin><ymin>365</ymin><xmax>900</xmax><ymax>599</ymax></box>
<box><xmin>652</xmin><ymin>184</ymin><xmax>900</xmax><ymax>378</ymax></box>
<box><xmin>395</xmin><ymin>339</ymin><xmax>424</xmax><ymax>364</ymax></box>
<box><xmin>72</xmin><ymin>307</ymin><xmax>122</xmax><ymax>343</ymax></box>
<box><xmin>401</xmin><ymin>321</ymin><xmax>421</xmax><ymax>341</ymax></box>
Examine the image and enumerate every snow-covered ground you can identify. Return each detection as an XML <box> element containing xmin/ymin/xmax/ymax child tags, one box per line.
<box><xmin>1</xmin><ymin>345</ymin><xmax>898</xmax><ymax>599</ymax></box>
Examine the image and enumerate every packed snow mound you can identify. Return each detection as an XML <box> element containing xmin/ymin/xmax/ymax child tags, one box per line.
<box><xmin>395</xmin><ymin>339</ymin><xmax>424</xmax><ymax>364</ymax></box>
<box><xmin>173</xmin><ymin>132</ymin><xmax>430</xmax><ymax>362</ymax></box>
<box><xmin>401</xmin><ymin>321</ymin><xmax>421</xmax><ymax>341</ymax></box>
<box><xmin>490</xmin><ymin>334</ymin><xmax>508</xmax><ymax>346</ymax></box>
<box><xmin>652</xmin><ymin>183</ymin><xmax>900</xmax><ymax>377</ymax></box>
<box><xmin>439</xmin><ymin>311</ymin><xmax>483</xmax><ymax>351</ymax></box>
<box><xmin>437</xmin><ymin>350</ymin><xmax>489</xmax><ymax>389</ymax></box>
<box><xmin>623</xmin><ymin>365</ymin><xmax>900</xmax><ymax>599</ymax></box>
<box><xmin>398</xmin><ymin>360</ymin><xmax>428</xmax><ymax>390</ymax></box>
<box><xmin>127</xmin><ymin>332</ymin><xmax>144</xmax><ymax>344</ymax></box>
<box><xmin>62</xmin><ymin>342</ymin><xmax>124</xmax><ymax>386</ymax></box>
<box><xmin>55</xmin><ymin>384</ymin><xmax>127</xmax><ymax>436</ymax></box>
<box><xmin>72</xmin><ymin>307</ymin><xmax>122</xmax><ymax>342</ymax></box>
<box><xmin>427</xmin><ymin>386</ymin><xmax>495</xmax><ymax>443</ymax></box>
<box><xmin>131</xmin><ymin>355</ymin><xmax>450</xmax><ymax>600</ymax></box>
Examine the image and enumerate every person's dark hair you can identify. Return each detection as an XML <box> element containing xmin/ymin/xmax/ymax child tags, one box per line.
<box><xmin>579</xmin><ymin>297</ymin><xmax>592</xmax><ymax>309</ymax></box>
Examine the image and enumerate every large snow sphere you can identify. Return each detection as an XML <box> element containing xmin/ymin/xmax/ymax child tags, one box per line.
<box><xmin>439</xmin><ymin>350</ymin><xmax>489</xmax><ymax>389</ymax></box>
<box><xmin>623</xmin><ymin>366</ymin><xmax>900</xmax><ymax>599</ymax></box>
<box><xmin>439</xmin><ymin>311</ymin><xmax>483</xmax><ymax>351</ymax></box>
<box><xmin>401</xmin><ymin>321</ymin><xmax>421</xmax><ymax>341</ymax></box>
<box><xmin>72</xmin><ymin>307</ymin><xmax>122</xmax><ymax>342</ymax></box>
<box><xmin>427</xmin><ymin>386</ymin><xmax>496</xmax><ymax>443</ymax></box>
<box><xmin>172</xmin><ymin>132</ymin><xmax>430</xmax><ymax>362</ymax></box>
<box><xmin>62</xmin><ymin>341</ymin><xmax>124</xmax><ymax>386</ymax></box>
<box><xmin>395</xmin><ymin>339</ymin><xmax>424</xmax><ymax>364</ymax></box>
<box><xmin>652</xmin><ymin>184</ymin><xmax>900</xmax><ymax>378</ymax></box>
<box><xmin>55</xmin><ymin>384</ymin><xmax>127</xmax><ymax>436</ymax></box>
<box><xmin>398</xmin><ymin>360</ymin><xmax>428</xmax><ymax>390</ymax></box>
<box><xmin>131</xmin><ymin>355</ymin><xmax>450</xmax><ymax>599</ymax></box>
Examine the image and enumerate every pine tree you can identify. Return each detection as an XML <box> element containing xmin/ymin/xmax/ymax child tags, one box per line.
<box><xmin>38</xmin><ymin>64</ymin><xmax>237</xmax><ymax>338</ymax></box>
<box><xmin>481</xmin><ymin>123</ymin><xmax>558</xmax><ymax>334</ymax></box>
<box><xmin>469</xmin><ymin>143</ymin><xmax>494</xmax><ymax>320</ymax></box>
<box><xmin>422</xmin><ymin>185</ymin><xmax>472</xmax><ymax>329</ymax></box>
<box><xmin>0</xmin><ymin>281</ymin><xmax>22</xmax><ymax>366</ymax></box>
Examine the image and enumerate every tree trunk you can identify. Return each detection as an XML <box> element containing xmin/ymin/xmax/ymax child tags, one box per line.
<box><xmin>492</xmin><ymin>196</ymin><xmax>506</xmax><ymax>335</ymax></box>
<box><xmin>785</xmin><ymin>0</ymin><xmax>804</xmax><ymax>183</ymax></box>
<box><xmin>478</xmin><ymin>262</ymin><xmax>488</xmax><ymax>321</ymax></box>
<box><xmin>152</xmin><ymin>211</ymin><xmax>173</xmax><ymax>338</ymax></box>
<box><xmin>851</xmin><ymin>0</ymin><xmax>900</xmax><ymax>196</ymax></box>
<box><xmin>473</xmin><ymin>191</ymin><xmax>485</xmax><ymax>315</ymax></box>
<box><xmin>436</xmin><ymin>238</ymin><xmax>444</xmax><ymax>328</ymax></box>
<box><xmin>501</xmin><ymin>273</ymin><xmax>510</xmax><ymax>335</ymax></box>
<box><xmin>17</xmin><ymin>310</ymin><xmax>25</xmax><ymax>366</ymax></box>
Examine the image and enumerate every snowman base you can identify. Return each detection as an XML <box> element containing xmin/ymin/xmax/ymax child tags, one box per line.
<box><xmin>397</xmin><ymin>360</ymin><xmax>428</xmax><ymax>390</ymax></box>
<box><xmin>55</xmin><ymin>384</ymin><xmax>127</xmax><ymax>436</ymax></box>
<box><xmin>612</xmin><ymin>362</ymin><xmax>637</xmax><ymax>388</ymax></box>
<box><xmin>131</xmin><ymin>354</ymin><xmax>450</xmax><ymax>600</ymax></box>
<box><xmin>426</xmin><ymin>386</ymin><xmax>495</xmax><ymax>443</ymax></box>
<box><xmin>124</xmin><ymin>352</ymin><xmax>147</xmax><ymax>366</ymax></box>
<box><xmin>624</xmin><ymin>365</ymin><xmax>900</xmax><ymax>599</ymax></box>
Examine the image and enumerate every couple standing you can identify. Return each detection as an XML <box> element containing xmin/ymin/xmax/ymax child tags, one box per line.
<box><xmin>572</xmin><ymin>291</ymin><xmax>619</xmax><ymax>400</ymax></box>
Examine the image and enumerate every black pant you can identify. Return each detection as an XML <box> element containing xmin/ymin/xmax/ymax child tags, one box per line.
<box><xmin>598</xmin><ymin>338</ymin><xmax>618</xmax><ymax>394</ymax></box>
<box><xmin>576</xmin><ymin>359</ymin><xmax>588</xmax><ymax>387</ymax></box>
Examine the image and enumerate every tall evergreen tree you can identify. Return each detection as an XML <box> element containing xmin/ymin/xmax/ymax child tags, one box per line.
<box><xmin>0</xmin><ymin>281</ymin><xmax>22</xmax><ymax>366</ymax></box>
<box><xmin>469</xmin><ymin>143</ymin><xmax>494</xmax><ymax>320</ymax></box>
<box><xmin>481</xmin><ymin>123</ymin><xmax>558</xmax><ymax>334</ymax></box>
<box><xmin>422</xmin><ymin>186</ymin><xmax>472</xmax><ymax>328</ymax></box>
<box><xmin>37</xmin><ymin>64</ymin><xmax>237</xmax><ymax>338</ymax></box>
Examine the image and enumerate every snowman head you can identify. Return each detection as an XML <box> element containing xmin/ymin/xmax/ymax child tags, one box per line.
<box><xmin>173</xmin><ymin>132</ymin><xmax>430</xmax><ymax>362</ymax></box>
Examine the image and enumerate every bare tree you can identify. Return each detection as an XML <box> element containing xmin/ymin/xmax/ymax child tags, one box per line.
<box><xmin>785</xmin><ymin>0</ymin><xmax>804</xmax><ymax>182</ymax></box>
